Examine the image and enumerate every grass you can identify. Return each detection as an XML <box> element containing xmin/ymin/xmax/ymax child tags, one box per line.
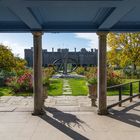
<box><xmin>47</xmin><ymin>78</ymin><xmax>63</xmax><ymax>96</ymax></box>
<box><xmin>0</xmin><ymin>78</ymin><xmax>63</xmax><ymax>97</ymax></box>
<box><xmin>0</xmin><ymin>78</ymin><xmax>139</xmax><ymax>97</ymax></box>
<box><xmin>0</xmin><ymin>87</ymin><xmax>33</xmax><ymax>96</ymax></box>
<box><xmin>68</xmin><ymin>78</ymin><xmax>88</xmax><ymax>96</ymax></box>
<box><xmin>14</xmin><ymin>92</ymin><xmax>33</xmax><ymax>96</ymax></box>
<box><xmin>0</xmin><ymin>87</ymin><xmax>13</xmax><ymax>96</ymax></box>
<box><xmin>47</xmin><ymin>78</ymin><xmax>88</xmax><ymax>96</ymax></box>
<box><xmin>107</xmin><ymin>79</ymin><xmax>140</xmax><ymax>96</ymax></box>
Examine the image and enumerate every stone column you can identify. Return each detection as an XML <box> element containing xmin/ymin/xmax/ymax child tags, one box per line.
<box><xmin>32</xmin><ymin>31</ymin><xmax>43</xmax><ymax>115</ymax></box>
<box><xmin>96</xmin><ymin>32</ymin><xmax>108</xmax><ymax>115</ymax></box>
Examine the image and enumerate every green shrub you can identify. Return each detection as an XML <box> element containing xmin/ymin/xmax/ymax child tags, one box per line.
<box><xmin>42</xmin><ymin>67</ymin><xmax>55</xmax><ymax>86</ymax></box>
<box><xmin>0</xmin><ymin>69</ymin><xmax>16</xmax><ymax>86</ymax></box>
<box><xmin>88</xmin><ymin>78</ymin><xmax>97</xmax><ymax>85</ymax></box>
<box><xmin>123</xmin><ymin>67</ymin><xmax>140</xmax><ymax>79</ymax></box>
<box><xmin>75</xmin><ymin>66</ymin><xmax>85</xmax><ymax>75</ymax></box>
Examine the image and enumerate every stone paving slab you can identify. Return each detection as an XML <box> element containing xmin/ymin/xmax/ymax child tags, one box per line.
<box><xmin>63</xmin><ymin>92</ymin><xmax>72</xmax><ymax>95</ymax></box>
<box><xmin>48</xmin><ymin>106</ymin><xmax>96</xmax><ymax>112</ymax></box>
<box><xmin>0</xmin><ymin>96</ymin><xmax>140</xmax><ymax>140</ymax></box>
<box><xmin>45</xmin><ymin>96</ymin><xmax>91</xmax><ymax>108</ymax></box>
<box><xmin>0</xmin><ymin>104</ymin><xmax>140</xmax><ymax>140</ymax></box>
<box><xmin>55</xmin><ymin>100</ymin><xmax>79</xmax><ymax>106</ymax></box>
<box><xmin>0</xmin><ymin>106</ymin><xmax>16</xmax><ymax>112</ymax></box>
<box><xmin>62</xmin><ymin>79</ymin><xmax>72</xmax><ymax>95</ymax></box>
<box><xmin>0</xmin><ymin>96</ymin><xmax>11</xmax><ymax>103</ymax></box>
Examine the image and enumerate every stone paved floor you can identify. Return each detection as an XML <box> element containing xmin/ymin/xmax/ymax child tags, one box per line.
<box><xmin>0</xmin><ymin>95</ymin><xmax>140</xmax><ymax>140</ymax></box>
<box><xmin>62</xmin><ymin>79</ymin><xmax>72</xmax><ymax>95</ymax></box>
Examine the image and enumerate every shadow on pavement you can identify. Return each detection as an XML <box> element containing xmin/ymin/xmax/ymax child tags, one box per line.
<box><xmin>40</xmin><ymin>107</ymin><xmax>90</xmax><ymax>140</ymax></box>
<box><xmin>108</xmin><ymin>101</ymin><xmax>140</xmax><ymax>128</ymax></box>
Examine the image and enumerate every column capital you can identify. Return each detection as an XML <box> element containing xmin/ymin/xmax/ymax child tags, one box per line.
<box><xmin>96</xmin><ymin>31</ymin><xmax>108</xmax><ymax>36</ymax></box>
<box><xmin>32</xmin><ymin>31</ymin><xmax>44</xmax><ymax>36</ymax></box>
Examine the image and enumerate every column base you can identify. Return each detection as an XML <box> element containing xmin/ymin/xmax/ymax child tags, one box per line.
<box><xmin>32</xmin><ymin>109</ymin><xmax>44</xmax><ymax>116</ymax></box>
<box><xmin>97</xmin><ymin>109</ymin><xmax>108</xmax><ymax>115</ymax></box>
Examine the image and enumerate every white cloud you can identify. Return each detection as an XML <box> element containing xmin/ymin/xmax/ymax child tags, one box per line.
<box><xmin>1</xmin><ymin>41</ymin><xmax>25</xmax><ymax>58</ymax></box>
<box><xmin>74</xmin><ymin>33</ymin><xmax>98</xmax><ymax>50</ymax></box>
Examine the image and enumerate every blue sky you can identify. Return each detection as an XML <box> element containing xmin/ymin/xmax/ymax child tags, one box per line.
<box><xmin>0</xmin><ymin>33</ymin><xmax>98</xmax><ymax>58</ymax></box>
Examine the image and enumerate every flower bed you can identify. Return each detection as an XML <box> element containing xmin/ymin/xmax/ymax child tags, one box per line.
<box><xmin>6</xmin><ymin>72</ymin><xmax>33</xmax><ymax>93</ymax></box>
<box><xmin>77</xmin><ymin>66</ymin><xmax>123</xmax><ymax>86</ymax></box>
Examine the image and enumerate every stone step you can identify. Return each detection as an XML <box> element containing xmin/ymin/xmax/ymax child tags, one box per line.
<box><xmin>55</xmin><ymin>100</ymin><xmax>78</xmax><ymax>106</ymax></box>
<box><xmin>0</xmin><ymin>106</ymin><xmax>16</xmax><ymax>112</ymax></box>
<box><xmin>63</xmin><ymin>92</ymin><xmax>72</xmax><ymax>95</ymax></box>
<box><xmin>44</xmin><ymin>106</ymin><xmax>96</xmax><ymax>112</ymax></box>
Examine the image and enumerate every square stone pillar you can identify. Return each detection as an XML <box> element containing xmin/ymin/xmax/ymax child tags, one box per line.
<box><xmin>32</xmin><ymin>31</ymin><xmax>44</xmax><ymax>115</ymax></box>
<box><xmin>96</xmin><ymin>32</ymin><xmax>108</xmax><ymax>115</ymax></box>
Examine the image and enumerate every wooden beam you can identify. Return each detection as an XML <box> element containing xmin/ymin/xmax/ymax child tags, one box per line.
<box><xmin>23</xmin><ymin>0</ymin><xmax>120</xmax><ymax>7</ymax></box>
<box><xmin>99</xmin><ymin>0</ymin><xmax>140</xmax><ymax>29</ymax></box>
<box><xmin>9</xmin><ymin>6</ymin><xmax>41</xmax><ymax>29</ymax></box>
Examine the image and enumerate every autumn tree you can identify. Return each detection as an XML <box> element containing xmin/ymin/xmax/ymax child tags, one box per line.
<box><xmin>0</xmin><ymin>44</ymin><xmax>27</xmax><ymax>72</ymax></box>
<box><xmin>0</xmin><ymin>44</ymin><xmax>16</xmax><ymax>71</ymax></box>
<box><xmin>107</xmin><ymin>32</ymin><xmax>140</xmax><ymax>70</ymax></box>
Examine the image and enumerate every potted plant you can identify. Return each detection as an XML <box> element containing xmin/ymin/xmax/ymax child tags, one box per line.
<box><xmin>42</xmin><ymin>77</ymin><xmax>49</xmax><ymax>101</ymax></box>
<box><xmin>88</xmin><ymin>77</ymin><xmax>97</xmax><ymax>106</ymax></box>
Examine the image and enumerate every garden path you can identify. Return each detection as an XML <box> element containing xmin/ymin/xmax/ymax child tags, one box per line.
<box><xmin>62</xmin><ymin>79</ymin><xmax>72</xmax><ymax>95</ymax></box>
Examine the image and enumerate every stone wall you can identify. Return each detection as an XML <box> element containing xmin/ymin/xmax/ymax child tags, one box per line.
<box><xmin>24</xmin><ymin>48</ymin><xmax>98</xmax><ymax>67</ymax></box>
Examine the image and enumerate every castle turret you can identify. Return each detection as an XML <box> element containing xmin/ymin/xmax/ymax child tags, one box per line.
<box><xmin>52</xmin><ymin>48</ymin><xmax>54</xmax><ymax>52</ymax></box>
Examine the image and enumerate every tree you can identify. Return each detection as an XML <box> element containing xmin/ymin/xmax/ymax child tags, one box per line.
<box><xmin>0</xmin><ymin>44</ymin><xmax>27</xmax><ymax>72</ymax></box>
<box><xmin>107</xmin><ymin>49</ymin><xmax>121</xmax><ymax>67</ymax></box>
<box><xmin>107</xmin><ymin>33</ymin><xmax>140</xmax><ymax>70</ymax></box>
<box><xmin>14</xmin><ymin>57</ymin><xmax>27</xmax><ymax>76</ymax></box>
<box><xmin>0</xmin><ymin>44</ymin><xmax>16</xmax><ymax>71</ymax></box>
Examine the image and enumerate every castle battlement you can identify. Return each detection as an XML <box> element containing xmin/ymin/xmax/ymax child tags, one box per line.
<box><xmin>24</xmin><ymin>47</ymin><xmax>98</xmax><ymax>67</ymax></box>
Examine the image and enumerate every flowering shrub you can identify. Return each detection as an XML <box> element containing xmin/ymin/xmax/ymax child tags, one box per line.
<box><xmin>0</xmin><ymin>69</ymin><xmax>16</xmax><ymax>86</ymax></box>
<box><xmin>84</xmin><ymin>67</ymin><xmax>123</xmax><ymax>86</ymax></box>
<box><xmin>6</xmin><ymin>77</ymin><xmax>20</xmax><ymax>92</ymax></box>
<box><xmin>16</xmin><ymin>68</ymin><xmax>33</xmax><ymax>77</ymax></box>
<box><xmin>6</xmin><ymin>72</ymin><xmax>33</xmax><ymax>93</ymax></box>
<box><xmin>107</xmin><ymin>69</ymin><xmax>123</xmax><ymax>86</ymax></box>
<box><xmin>17</xmin><ymin>73</ymin><xmax>33</xmax><ymax>91</ymax></box>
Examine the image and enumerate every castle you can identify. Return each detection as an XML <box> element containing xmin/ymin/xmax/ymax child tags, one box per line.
<box><xmin>24</xmin><ymin>48</ymin><xmax>98</xmax><ymax>67</ymax></box>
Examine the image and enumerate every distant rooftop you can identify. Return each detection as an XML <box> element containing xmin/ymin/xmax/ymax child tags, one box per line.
<box><xmin>25</xmin><ymin>47</ymin><xmax>97</xmax><ymax>53</ymax></box>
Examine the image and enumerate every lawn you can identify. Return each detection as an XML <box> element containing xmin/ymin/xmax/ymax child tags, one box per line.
<box><xmin>107</xmin><ymin>79</ymin><xmax>140</xmax><ymax>96</ymax></box>
<box><xmin>47</xmin><ymin>78</ymin><xmax>63</xmax><ymax>96</ymax></box>
<box><xmin>0</xmin><ymin>78</ymin><xmax>139</xmax><ymax>97</ymax></box>
<box><xmin>68</xmin><ymin>78</ymin><xmax>88</xmax><ymax>96</ymax></box>
<box><xmin>47</xmin><ymin>78</ymin><xmax>88</xmax><ymax>96</ymax></box>
<box><xmin>0</xmin><ymin>87</ymin><xmax>13</xmax><ymax>96</ymax></box>
<box><xmin>0</xmin><ymin>87</ymin><xmax>33</xmax><ymax>96</ymax></box>
<box><xmin>0</xmin><ymin>78</ymin><xmax>63</xmax><ymax>97</ymax></box>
